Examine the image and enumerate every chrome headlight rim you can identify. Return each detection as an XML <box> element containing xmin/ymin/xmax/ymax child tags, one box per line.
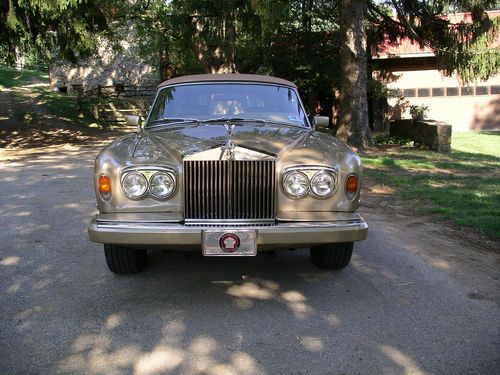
<box><xmin>283</xmin><ymin>170</ymin><xmax>310</xmax><ymax>198</ymax></box>
<box><xmin>121</xmin><ymin>171</ymin><xmax>149</xmax><ymax>199</ymax></box>
<box><xmin>310</xmin><ymin>170</ymin><xmax>337</xmax><ymax>198</ymax></box>
<box><xmin>149</xmin><ymin>171</ymin><xmax>177</xmax><ymax>199</ymax></box>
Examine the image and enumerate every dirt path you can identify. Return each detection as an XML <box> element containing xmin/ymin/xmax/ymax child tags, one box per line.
<box><xmin>0</xmin><ymin>79</ymin><xmax>130</xmax><ymax>149</ymax></box>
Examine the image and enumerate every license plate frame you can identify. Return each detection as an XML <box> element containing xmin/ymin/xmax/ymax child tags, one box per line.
<box><xmin>202</xmin><ymin>229</ymin><xmax>257</xmax><ymax>256</ymax></box>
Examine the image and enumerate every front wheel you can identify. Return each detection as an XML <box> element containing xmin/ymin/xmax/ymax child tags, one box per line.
<box><xmin>104</xmin><ymin>244</ymin><xmax>147</xmax><ymax>274</ymax></box>
<box><xmin>310</xmin><ymin>242</ymin><xmax>353</xmax><ymax>270</ymax></box>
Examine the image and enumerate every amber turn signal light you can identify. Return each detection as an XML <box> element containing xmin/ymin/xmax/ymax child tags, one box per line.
<box><xmin>346</xmin><ymin>175</ymin><xmax>358</xmax><ymax>194</ymax></box>
<box><xmin>99</xmin><ymin>175</ymin><xmax>111</xmax><ymax>193</ymax></box>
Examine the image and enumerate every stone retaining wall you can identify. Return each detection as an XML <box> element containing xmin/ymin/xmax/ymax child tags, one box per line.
<box><xmin>49</xmin><ymin>24</ymin><xmax>159</xmax><ymax>94</ymax></box>
<box><xmin>390</xmin><ymin>119</ymin><xmax>452</xmax><ymax>153</ymax></box>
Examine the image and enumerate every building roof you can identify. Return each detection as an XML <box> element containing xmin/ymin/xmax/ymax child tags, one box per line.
<box><xmin>372</xmin><ymin>10</ymin><xmax>500</xmax><ymax>59</ymax></box>
<box><xmin>158</xmin><ymin>74</ymin><xmax>297</xmax><ymax>88</ymax></box>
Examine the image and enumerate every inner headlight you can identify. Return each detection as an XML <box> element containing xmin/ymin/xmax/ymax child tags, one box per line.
<box><xmin>311</xmin><ymin>171</ymin><xmax>336</xmax><ymax>197</ymax></box>
<box><xmin>283</xmin><ymin>171</ymin><xmax>309</xmax><ymax>198</ymax></box>
<box><xmin>149</xmin><ymin>172</ymin><xmax>176</xmax><ymax>199</ymax></box>
<box><xmin>122</xmin><ymin>171</ymin><xmax>148</xmax><ymax>198</ymax></box>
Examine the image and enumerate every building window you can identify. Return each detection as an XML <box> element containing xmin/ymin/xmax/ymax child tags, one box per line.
<box><xmin>475</xmin><ymin>86</ymin><xmax>489</xmax><ymax>95</ymax></box>
<box><xmin>491</xmin><ymin>85</ymin><xmax>500</xmax><ymax>95</ymax></box>
<box><xmin>417</xmin><ymin>88</ymin><xmax>430</xmax><ymax>97</ymax></box>
<box><xmin>461</xmin><ymin>86</ymin><xmax>474</xmax><ymax>96</ymax></box>
<box><xmin>403</xmin><ymin>89</ymin><xmax>416</xmax><ymax>97</ymax></box>
<box><xmin>446</xmin><ymin>87</ymin><xmax>459</xmax><ymax>96</ymax></box>
<box><xmin>431</xmin><ymin>88</ymin><xmax>444</xmax><ymax>97</ymax></box>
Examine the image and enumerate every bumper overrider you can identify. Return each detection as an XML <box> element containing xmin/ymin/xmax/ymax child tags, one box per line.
<box><xmin>88</xmin><ymin>212</ymin><xmax>368</xmax><ymax>248</ymax></box>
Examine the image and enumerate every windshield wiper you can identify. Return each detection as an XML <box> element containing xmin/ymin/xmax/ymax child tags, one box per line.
<box><xmin>146</xmin><ymin>118</ymin><xmax>201</xmax><ymax>128</ymax></box>
<box><xmin>201</xmin><ymin>117</ymin><xmax>267</xmax><ymax>125</ymax></box>
<box><xmin>201</xmin><ymin>117</ymin><xmax>307</xmax><ymax>128</ymax></box>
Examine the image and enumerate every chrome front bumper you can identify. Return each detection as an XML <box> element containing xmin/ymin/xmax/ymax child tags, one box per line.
<box><xmin>88</xmin><ymin>213</ymin><xmax>368</xmax><ymax>248</ymax></box>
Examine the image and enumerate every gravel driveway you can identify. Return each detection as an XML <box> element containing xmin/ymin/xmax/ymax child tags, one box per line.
<box><xmin>1</xmin><ymin>143</ymin><xmax>499</xmax><ymax>375</ymax></box>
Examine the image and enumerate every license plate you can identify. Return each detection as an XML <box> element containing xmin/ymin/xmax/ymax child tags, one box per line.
<box><xmin>202</xmin><ymin>229</ymin><xmax>257</xmax><ymax>256</ymax></box>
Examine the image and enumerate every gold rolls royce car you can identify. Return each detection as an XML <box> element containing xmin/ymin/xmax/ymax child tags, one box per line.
<box><xmin>88</xmin><ymin>74</ymin><xmax>368</xmax><ymax>274</ymax></box>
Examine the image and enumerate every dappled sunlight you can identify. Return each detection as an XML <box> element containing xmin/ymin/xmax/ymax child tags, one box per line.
<box><xmin>15</xmin><ymin>306</ymin><xmax>43</xmax><ymax>323</ymax></box>
<box><xmin>352</xmin><ymin>256</ymin><xmax>400</xmax><ymax>281</ymax></box>
<box><xmin>414</xmin><ymin>252</ymin><xmax>451</xmax><ymax>271</ymax></box>
<box><xmin>58</xmin><ymin>320</ymin><xmax>267</xmax><ymax>375</ymax></box>
<box><xmin>0</xmin><ymin>75</ymin><xmax>133</xmax><ymax>149</ymax></box>
<box><xmin>380</xmin><ymin>345</ymin><xmax>428</xmax><ymax>375</ymax></box>
<box><xmin>134</xmin><ymin>345</ymin><xmax>184</xmax><ymax>374</ymax></box>
<box><xmin>298</xmin><ymin>336</ymin><xmax>324</xmax><ymax>352</ymax></box>
<box><xmin>0</xmin><ymin>255</ymin><xmax>21</xmax><ymax>266</ymax></box>
<box><xmin>60</xmin><ymin>335</ymin><xmax>142</xmax><ymax>374</ymax></box>
<box><xmin>220</xmin><ymin>277</ymin><xmax>314</xmax><ymax>319</ymax></box>
<box><xmin>226</xmin><ymin>281</ymin><xmax>275</xmax><ymax>300</ymax></box>
<box><xmin>362</xmin><ymin>137</ymin><xmax>500</xmax><ymax>239</ymax></box>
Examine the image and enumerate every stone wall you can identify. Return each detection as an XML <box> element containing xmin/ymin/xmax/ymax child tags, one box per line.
<box><xmin>390</xmin><ymin>119</ymin><xmax>452</xmax><ymax>153</ymax></box>
<box><xmin>49</xmin><ymin>24</ymin><xmax>159</xmax><ymax>94</ymax></box>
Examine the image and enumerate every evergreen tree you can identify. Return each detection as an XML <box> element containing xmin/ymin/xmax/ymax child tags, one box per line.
<box><xmin>0</xmin><ymin>0</ymin><xmax>109</xmax><ymax>65</ymax></box>
<box><xmin>337</xmin><ymin>0</ymin><xmax>500</xmax><ymax>150</ymax></box>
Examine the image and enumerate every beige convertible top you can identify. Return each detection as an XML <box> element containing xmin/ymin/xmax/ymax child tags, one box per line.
<box><xmin>158</xmin><ymin>74</ymin><xmax>297</xmax><ymax>88</ymax></box>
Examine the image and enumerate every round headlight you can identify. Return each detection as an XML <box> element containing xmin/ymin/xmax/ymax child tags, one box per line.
<box><xmin>311</xmin><ymin>171</ymin><xmax>336</xmax><ymax>197</ymax></box>
<box><xmin>284</xmin><ymin>171</ymin><xmax>309</xmax><ymax>198</ymax></box>
<box><xmin>150</xmin><ymin>172</ymin><xmax>176</xmax><ymax>199</ymax></box>
<box><xmin>122</xmin><ymin>171</ymin><xmax>148</xmax><ymax>198</ymax></box>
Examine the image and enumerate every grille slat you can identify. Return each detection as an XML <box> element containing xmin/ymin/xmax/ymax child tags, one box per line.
<box><xmin>184</xmin><ymin>160</ymin><xmax>276</xmax><ymax>220</ymax></box>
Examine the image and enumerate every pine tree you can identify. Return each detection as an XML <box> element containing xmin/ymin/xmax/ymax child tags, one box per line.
<box><xmin>0</xmin><ymin>0</ymin><xmax>108</xmax><ymax>65</ymax></box>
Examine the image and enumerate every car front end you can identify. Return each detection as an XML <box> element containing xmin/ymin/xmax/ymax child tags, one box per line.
<box><xmin>88</xmin><ymin>74</ymin><xmax>368</xmax><ymax>273</ymax></box>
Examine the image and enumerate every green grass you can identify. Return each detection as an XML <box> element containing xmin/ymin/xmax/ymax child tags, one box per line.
<box><xmin>362</xmin><ymin>132</ymin><xmax>500</xmax><ymax>239</ymax></box>
<box><xmin>0</xmin><ymin>66</ymin><xmax>92</xmax><ymax>125</ymax></box>
<box><xmin>30</xmin><ymin>85</ymin><xmax>85</xmax><ymax>123</ymax></box>
<box><xmin>0</xmin><ymin>67</ymin><xmax>49</xmax><ymax>90</ymax></box>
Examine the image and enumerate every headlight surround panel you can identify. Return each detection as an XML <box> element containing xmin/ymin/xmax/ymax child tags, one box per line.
<box><xmin>120</xmin><ymin>166</ymin><xmax>177</xmax><ymax>200</ymax></box>
<box><xmin>282</xmin><ymin>166</ymin><xmax>338</xmax><ymax>199</ymax></box>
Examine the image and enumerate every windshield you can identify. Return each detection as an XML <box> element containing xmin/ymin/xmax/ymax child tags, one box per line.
<box><xmin>147</xmin><ymin>83</ymin><xmax>309</xmax><ymax>127</ymax></box>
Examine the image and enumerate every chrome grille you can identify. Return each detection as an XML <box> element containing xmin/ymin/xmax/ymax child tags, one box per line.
<box><xmin>184</xmin><ymin>160</ymin><xmax>276</xmax><ymax>220</ymax></box>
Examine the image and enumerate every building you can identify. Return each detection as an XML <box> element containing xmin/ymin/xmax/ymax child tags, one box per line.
<box><xmin>371</xmin><ymin>11</ymin><xmax>500</xmax><ymax>132</ymax></box>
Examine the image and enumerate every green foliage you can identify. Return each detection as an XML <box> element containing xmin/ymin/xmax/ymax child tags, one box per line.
<box><xmin>369</xmin><ymin>0</ymin><xmax>500</xmax><ymax>83</ymax></box>
<box><xmin>0</xmin><ymin>0</ymin><xmax>109</xmax><ymax>66</ymax></box>
<box><xmin>373</xmin><ymin>134</ymin><xmax>416</xmax><ymax>147</ymax></box>
<box><xmin>409</xmin><ymin>104</ymin><xmax>429</xmax><ymax>120</ymax></box>
<box><xmin>128</xmin><ymin>0</ymin><xmax>341</xmax><ymax>104</ymax></box>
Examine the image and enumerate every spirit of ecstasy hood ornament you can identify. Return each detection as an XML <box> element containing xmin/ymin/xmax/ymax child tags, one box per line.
<box><xmin>221</xmin><ymin>122</ymin><xmax>236</xmax><ymax>160</ymax></box>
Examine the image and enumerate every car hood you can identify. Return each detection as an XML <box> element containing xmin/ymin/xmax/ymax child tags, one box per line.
<box><xmin>131</xmin><ymin>123</ymin><xmax>349</xmax><ymax>165</ymax></box>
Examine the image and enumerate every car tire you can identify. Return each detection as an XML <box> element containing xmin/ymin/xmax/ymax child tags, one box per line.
<box><xmin>104</xmin><ymin>244</ymin><xmax>147</xmax><ymax>274</ymax></box>
<box><xmin>310</xmin><ymin>242</ymin><xmax>353</xmax><ymax>270</ymax></box>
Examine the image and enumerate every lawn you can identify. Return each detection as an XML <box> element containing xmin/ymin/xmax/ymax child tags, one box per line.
<box><xmin>0</xmin><ymin>66</ymin><xmax>92</xmax><ymax>125</ymax></box>
<box><xmin>0</xmin><ymin>67</ymin><xmax>48</xmax><ymax>90</ymax></box>
<box><xmin>362</xmin><ymin>132</ymin><xmax>500</xmax><ymax>239</ymax></box>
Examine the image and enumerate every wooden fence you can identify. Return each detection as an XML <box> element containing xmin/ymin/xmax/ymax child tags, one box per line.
<box><xmin>75</xmin><ymin>84</ymin><xmax>157</xmax><ymax>114</ymax></box>
<box><xmin>76</xmin><ymin>84</ymin><xmax>156</xmax><ymax>101</ymax></box>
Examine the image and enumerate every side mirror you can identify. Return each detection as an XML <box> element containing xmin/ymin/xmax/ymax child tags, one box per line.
<box><xmin>126</xmin><ymin>115</ymin><xmax>142</xmax><ymax>126</ymax></box>
<box><xmin>314</xmin><ymin>116</ymin><xmax>329</xmax><ymax>130</ymax></box>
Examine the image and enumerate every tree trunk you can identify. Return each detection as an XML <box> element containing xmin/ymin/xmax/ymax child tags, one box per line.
<box><xmin>337</xmin><ymin>0</ymin><xmax>372</xmax><ymax>150</ymax></box>
<box><xmin>219</xmin><ymin>9</ymin><xmax>237</xmax><ymax>73</ymax></box>
<box><xmin>159</xmin><ymin>49</ymin><xmax>175</xmax><ymax>81</ymax></box>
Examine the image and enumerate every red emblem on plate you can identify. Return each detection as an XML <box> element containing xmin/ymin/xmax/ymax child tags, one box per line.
<box><xmin>219</xmin><ymin>233</ymin><xmax>240</xmax><ymax>253</ymax></box>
